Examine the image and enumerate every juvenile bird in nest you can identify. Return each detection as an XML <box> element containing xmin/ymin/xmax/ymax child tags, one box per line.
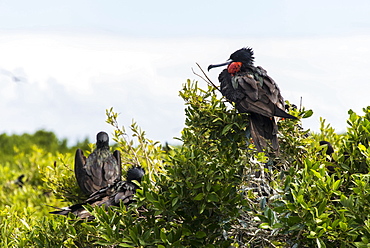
<box><xmin>74</xmin><ymin>131</ymin><xmax>121</xmax><ymax>195</ymax></box>
<box><xmin>50</xmin><ymin>166</ymin><xmax>145</xmax><ymax>220</ymax></box>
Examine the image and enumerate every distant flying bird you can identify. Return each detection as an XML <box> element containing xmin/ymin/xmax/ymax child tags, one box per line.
<box><xmin>0</xmin><ymin>68</ymin><xmax>26</xmax><ymax>83</ymax></box>
<box><xmin>75</xmin><ymin>131</ymin><xmax>122</xmax><ymax>195</ymax></box>
<box><xmin>208</xmin><ymin>47</ymin><xmax>297</xmax><ymax>153</ymax></box>
<box><xmin>50</xmin><ymin>167</ymin><xmax>145</xmax><ymax>220</ymax></box>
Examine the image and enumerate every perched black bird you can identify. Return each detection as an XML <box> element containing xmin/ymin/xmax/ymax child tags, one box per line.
<box><xmin>74</xmin><ymin>131</ymin><xmax>121</xmax><ymax>195</ymax></box>
<box><xmin>14</xmin><ymin>174</ymin><xmax>25</xmax><ymax>187</ymax></box>
<box><xmin>319</xmin><ymin>141</ymin><xmax>336</xmax><ymax>173</ymax></box>
<box><xmin>50</xmin><ymin>167</ymin><xmax>145</xmax><ymax>220</ymax></box>
<box><xmin>208</xmin><ymin>47</ymin><xmax>297</xmax><ymax>153</ymax></box>
<box><xmin>319</xmin><ymin>141</ymin><xmax>334</xmax><ymax>157</ymax></box>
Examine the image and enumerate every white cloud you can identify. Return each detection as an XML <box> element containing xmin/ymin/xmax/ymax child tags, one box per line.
<box><xmin>1</xmin><ymin>32</ymin><xmax>370</xmax><ymax>144</ymax></box>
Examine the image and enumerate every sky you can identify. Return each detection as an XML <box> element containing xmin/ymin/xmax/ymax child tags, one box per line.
<box><xmin>1</xmin><ymin>0</ymin><xmax>370</xmax><ymax>145</ymax></box>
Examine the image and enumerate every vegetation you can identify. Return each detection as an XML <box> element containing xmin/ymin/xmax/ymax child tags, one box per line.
<box><xmin>0</xmin><ymin>130</ymin><xmax>90</xmax><ymax>162</ymax></box>
<box><xmin>1</xmin><ymin>80</ymin><xmax>370</xmax><ymax>247</ymax></box>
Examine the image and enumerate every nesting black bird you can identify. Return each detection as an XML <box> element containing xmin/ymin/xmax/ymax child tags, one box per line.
<box><xmin>74</xmin><ymin>131</ymin><xmax>122</xmax><ymax>195</ymax></box>
<box><xmin>319</xmin><ymin>141</ymin><xmax>334</xmax><ymax>157</ymax></box>
<box><xmin>319</xmin><ymin>140</ymin><xmax>336</xmax><ymax>174</ymax></box>
<box><xmin>14</xmin><ymin>174</ymin><xmax>25</xmax><ymax>187</ymax></box>
<box><xmin>208</xmin><ymin>47</ymin><xmax>297</xmax><ymax>153</ymax></box>
<box><xmin>50</xmin><ymin>166</ymin><xmax>145</xmax><ymax>220</ymax></box>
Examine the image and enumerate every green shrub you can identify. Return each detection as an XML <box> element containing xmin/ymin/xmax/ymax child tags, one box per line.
<box><xmin>3</xmin><ymin>80</ymin><xmax>370</xmax><ymax>248</ymax></box>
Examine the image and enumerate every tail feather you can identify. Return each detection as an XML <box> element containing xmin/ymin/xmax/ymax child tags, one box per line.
<box><xmin>48</xmin><ymin>205</ymin><xmax>72</xmax><ymax>216</ymax></box>
<box><xmin>50</xmin><ymin>209</ymin><xmax>71</xmax><ymax>216</ymax></box>
<box><xmin>274</xmin><ymin>106</ymin><xmax>297</xmax><ymax>119</ymax></box>
<box><xmin>249</xmin><ymin>113</ymin><xmax>279</xmax><ymax>154</ymax></box>
<box><xmin>49</xmin><ymin>203</ymin><xmax>84</xmax><ymax>216</ymax></box>
<box><xmin>249</xmin><ymin>117</ymin><xmax>266</xmax><ymax>152</ymax></box>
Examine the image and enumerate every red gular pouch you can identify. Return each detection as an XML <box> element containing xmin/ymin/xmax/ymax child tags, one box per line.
<box><xmin>227</xmin><ymin>62</ymin><xmax>242</xmax><ymax>76</ymax></box>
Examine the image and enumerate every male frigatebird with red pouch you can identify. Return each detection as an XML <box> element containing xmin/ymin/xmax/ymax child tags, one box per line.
<box><xmin>208</xmin><ymin>47</ymin><xmax>297</xmax><ymax>153</ymax></box>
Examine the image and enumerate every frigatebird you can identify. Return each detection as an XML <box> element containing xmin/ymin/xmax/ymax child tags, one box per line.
<box><xmin>208</xmin><ymin>47</ymin><xmax>297</xmax><ymax>153</ymax></box>
<box><xmin>14</xmin><ymin>174</ymin><xmax>25</xmax><ymax>187</ymax></box>
<box><xmin>50</xmin><ymin>167</ymin><xmax>145</xmax><ymax>220</ymax></box>
<box><xmin>319</xmin><ymin>141</ymin><xmax>334</xmax><ymax>157</ymax></box>
<box><xmin>319</xmin><ymin>141</ymin><xmax>336</xmax><ymax>173</ymax></box>
<box><xmin>74</xmin><ymin>131</ymin><xmax>121</xmax><ymax>195</ymax></box>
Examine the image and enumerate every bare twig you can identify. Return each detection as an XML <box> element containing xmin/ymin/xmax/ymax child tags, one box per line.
<box><xmin>192</xmin><ymin>63</ymin><xmax>235</xmax><ymax>106</ymax></box>
<box><xmin>191</xmin><ymin>67</ymin><xmax>209</xmax><ymax>84</ymax></box>
<box><xmin>192</xmin><ymin>62</ymin><xmax>220</xmax><ymax>92</ymax></box>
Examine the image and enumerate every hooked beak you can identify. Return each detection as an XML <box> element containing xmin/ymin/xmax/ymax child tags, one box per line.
<box><xmin>207</xmin><ymin>61</ymin><xmax>231</xmax><ymax>71</ymax></box>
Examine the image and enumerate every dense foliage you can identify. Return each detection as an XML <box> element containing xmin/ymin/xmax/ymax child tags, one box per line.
<box><xmin>2</xmin><ymin>80</ymin><xmax>370</xmax><ymax>247</ymax></box>
<box><xmin>0</xmin><ymin>130</ymin><xmax>90</xmax><ymax>162</ymax></box>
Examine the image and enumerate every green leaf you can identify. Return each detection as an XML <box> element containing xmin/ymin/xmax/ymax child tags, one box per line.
<box><xmin>118</xmin><ymin>243</ymin><xmax>135</xmax><ymax>247</ymax></box>
<box><xmin>172</xmin><ymin>197</ymin><xmax>179</xmax><ymax>207</ymax></box>
<box><xmin>332</xmin><ymin>179</ymin><xmax>341</xmax><ymax>191</ymax></box>
<box><xmin>160</xmin><ymin>228</ymin><xmax>168</xmax><ymax>243</ymax></box>
<box><xmin>302</xmin><ymin>109</ymin><xmax>314</xmax><ymax>118</ymax></box>
<box><xmin>221</xmin><ymin>123</ymin><xmax>234</xmax><ymax>135</ymax></box>
<box><xmin>258</xmin><ymin>223</ymin><xmax>271</xmax><ymax>229</ymax></box>
<box><xmin>146</xmin><ymin>191</ymin><xmax>157</xmax><ymax>202</ymax></box>
<box><xmin>195</xmin><ymin>231</ymin><xmax>206</xmax><ymax>238</ymax></box>
<box><xmin>358</xmin><ymin>143</ymin><xmax>367</xmax><ymax>152</ymax></box>
<box><xmin>207</xmin><ymin>192</ymin><xmax>219</xmax><ymax>202</ymax></box>
<box><xmin>193</xmin><ymin>193</ymin><xmax>204</xmax><ymax>201</ymax></box>
<box><xmin>339</xmin><ymin>222</ymin><xmax>348</xmax><ymax>231</ymax></box>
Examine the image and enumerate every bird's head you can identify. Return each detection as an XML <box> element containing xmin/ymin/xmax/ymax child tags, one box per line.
<box><xmin>208</xmin><ymin>47</ymin><xmax>254</xmax><ymax>75</ymax></box>
<box><xmin>229</xmin><ymin>47</ymin><xmax>254</xmax><ymax>65</ymax></box>
<box><xmin>319</xmin><ymin>141</ymin><xmax>334</xmax><ymax>156</ymax></box>
<box><xmin>96</xmin><ymin>131</ymin><xmax>109</xmax><ymax>148</ymax></box>
<box><xmin>127</xmin><ymin>166</ymin><xmax>145</xmax><ymax>183</ymax></box>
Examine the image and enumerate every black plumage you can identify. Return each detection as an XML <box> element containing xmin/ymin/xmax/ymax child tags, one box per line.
<box><xmin>14</xmin><ymin>174</ymin><xmax>25</xmax><ymax>187</ymax></box>
<box><xmin>50</xmin><ymin>167</ymin><xmax>145</xmax><ymax>220</ymax></box>
<box><xmin>320</xmin><ymin>141</ymin><xmax>334</xmax><ymax>156</ymax></box>
<box><xmin>319</xmin><ymin>141</ymin><xmax>336</xmax><ymax>173</ymax></box>
<box><xmin>208</xmin><ymin>47</ymin><xmax>297</xmax><ymax>153</ymax></box>
<box><xmin>74</xmin><ymin>131</ymin><xmax>121</xmax><ymax>195</ymax></box>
